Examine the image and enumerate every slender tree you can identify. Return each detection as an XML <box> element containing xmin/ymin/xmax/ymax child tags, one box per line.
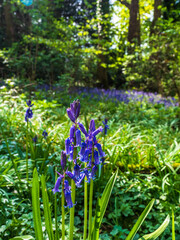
<box><xmin>150</xmin><ymin>0</ymin><xmax>162</xmax><ymax>35</ymax></box>
<box><xmin>119</xmin><ymin>0</ymin><xmax>140</xmax><ymax>46</ymax></box>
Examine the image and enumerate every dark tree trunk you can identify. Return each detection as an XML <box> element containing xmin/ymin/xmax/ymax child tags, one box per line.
<box><xmin>128</xmin><ymin>0</ymin><xmax>140</xmax><ymax>45</ymax></box>
<box><xmin>96</xmin><ymin>0</ymin><xmax>109</xmax><ymax>89</ymax></box>
<box><xmin>4</xmin><ymin>2</ymin><xmax>14</xmax><ymax>45</ymax></box>
<box><xmin>150</xmin><ymin>0</ymin><xmax>162</xmax><ymax>35</ymax></box>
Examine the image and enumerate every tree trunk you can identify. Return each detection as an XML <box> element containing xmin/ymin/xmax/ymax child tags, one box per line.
<box><xmin>96</xmin><ymin>0</ymin><xmax>109</xmax><ymax>89</ymax></box>
<box><xmin>150</xmin><ymin>0</ymin><xmax>162</xmax><ymax>35</ymax></box>
<box><xmin>4</xmin><ymin>2</ymin><xmax>14</xmax><ymax>45</ymax></box>
<box><xmin>128</xmin><ymin>0</ymin><xmax>140</xmax><ymax>46</ymax></box>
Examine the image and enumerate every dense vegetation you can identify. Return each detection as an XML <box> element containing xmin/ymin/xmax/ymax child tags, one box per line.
<box><xmin>0</xmin><ymin>0</ymin><xmax>180</xmax><ymax>99</ymax></box>
<box><xmin>0</xmin><ymin>81</ymin><xmax>180</xmax><ymax>239</ymax></box>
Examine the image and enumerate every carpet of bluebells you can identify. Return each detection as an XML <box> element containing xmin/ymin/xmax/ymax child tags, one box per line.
<box><xmin>37</xmin><ymin>84</ymin><xmax>179</xmax><ymax>107</ymax></box>
<box><xmin>0</xmin><ymin>80</ymin><xmax>180</xmax><ymax>240</ymax></box>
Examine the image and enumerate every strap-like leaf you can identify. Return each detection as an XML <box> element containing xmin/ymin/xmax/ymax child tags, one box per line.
<box><xmin>91</xmin><ymin>169</ymin><xmax>118</xmax><ymax>239</ymax></box>
<box><xmin>92</xmin><ymin>197</ymin><xmax>101</xmax><ymax>240</ymax></box>
<box><xmin>32</xmin><ymin>168</ymin><xmax>43</xmax><ymax>240</ymax></box>
<box><xmin>125</xmin><ymin>199</ymin><xmax>155</xmax><ymax>240</ymax></box>
<box><xmin>172</xmin><ymin>209</ymin><xmax>175</xmax><ymax>240</ymax></box>
<box><xmin>9</xmin><ymin>236</ymin><xmax>34</xmax><ymax>240</ymax></box>
<box><xmin>138</xmin><ymin>215</ymin><xmax>170</xmax><ymax>240</ymax></box>
<box><xmin>41</xmin><ymin>175</ymin><xmax>54</xmax><ymax>240</ymax></box>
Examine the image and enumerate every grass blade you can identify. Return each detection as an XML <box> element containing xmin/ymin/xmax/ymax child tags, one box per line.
<box><xmin>91</xmin><ymin>169</ymin><xmax>118</xmax><ymax>238</ymax></box>
<box><xmin>9</xmin><ymin>236</ymin><xmax>34</xmax><ymax>240</ymax></box>
<box><xmin>41</xmin><ymin>175</ymin><xmax>54</xmax><ymax>240</ymax></box>
<box><xmin>32</xmin><ymin>168</ymin><xmax>43</xmax><ymax>240</ymax></box>
<box><xmin>125</xmin><ymin>199</ymin><xmax>155</xmax><ymax>240</ymax></box>
<box><xmin>172</xmin><ymin>209</ymin><xmax>175</xmax><ymax>240</ymax></box>
<box><xmin>138</xmin><ymin>215</ymin><xmax>170</xmax><ymax>240</ymax></box>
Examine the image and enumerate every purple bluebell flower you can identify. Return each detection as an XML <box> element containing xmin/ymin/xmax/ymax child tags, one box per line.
<box><xmin>64</xmin><ymin>179</ymin><xmax>71</xmax><ymax>192</ymax></box>
<box><xmin>66</xmin><ymin>171</ymin><xmax>76</xmax><ymax>181</ymax></box>
<box><xmin>89</xmin><ymin>119</ymin><xmax>95</xmax><ymax>132</ymax></box>
<box><xmin>87</xmin><ymin>139</ymin><xmax>93</xmax><ymax>150</ymax></box>
<box><xmin>26</xmin><ymin>100</ymin><xmax>34</xmax><ymax>107</ymax></box>
<box><xmin>94</xmin><ymin>150</ymin><xmax>100</xmax><ymax>165</ymax></box>
<box><xmin>84</xmin><ymin>168</ymin><xmax>91</xmax><ymax>183</ymax></box>
<box><xmin>52</xmin><ymin>173</ymin><xmax>64</xmax><ymax>194</ymax></box>
<box><xmin>25</xmin><ymin>108</ymin><xmax>33</xmax><ymax>122</ymax></box>
<box><xmin>69</xmin><ymin>145</ymin><xmax>74</xmax><ymax>161</ymax></box>
<box><xmin>32</xmin><ymin>135</ymin><xmax>37</xmax><ymax>143</ymax></box>
<box><xmin>70</xmin><ymin>125</ymin><xmax>75</xmax><ymax>142</ymax></box>
<box><xmin>78</xmin><ymin>123</ymin><xmax>88</xmax><ymax>137</ymax></box>
<box><xmin>67</xmin><ymin>99</ymin><xmax>80</xmax><ymax>123</ymax></box>
<box><xmin>76</xmin><ymin>129</ymin><xmax>81</xmax><ymax>147</ymax></box>
<box><xmin>61</xmin><ymin>151</ymin><xmax>67</xmax><ymax>170</ymax></box>
<box><xmin>67</xmin><ymin>108</ymin><xmax>76</xmax><ymax>123</ymax></box>
<box><xmin>79</xmin><ymin>142</ymin><xmax>86</xmax><ymax>156</ymax></box>
<box><xmin>91</xmin><ymin>165</ymin><xmax>98</xmax><ymax>179</ymax></box>
<box><xmin>70</xmin><ymin>99</ymin><xmax>80</xmax><ymax>119</ymax></box>
<box><xmin>42</xmin><ymin>130</ymin><xmax>48</xmax><ymax>139</ymax></box>
<box><xmin>74</xmin><ymin>163</ymin><xmax>81</xmax><ymax>179</ymax></box>
<box><xmin>64</xmin><ymin>190</ymin><xmax>75</xmax><ymax>208</ymax></box>
<box><xmin>65</xmin><ymin>138</ymin><xmax>70</xmax><ymax>154</ymax></box>
<box><xmin>92</xmin><ymin>126</ymin><xmax>103</xmax><ymax>137</ymax></box>
<box><xmin>96</xmin><ymin>143</ymin><xmax>105</xmax><ymax>157</ymax></box>
<box><xmin>102</xmin><ymin>119</ymin><xmax>109</xmax><ymax>135</ymax></box>
<box><xmin>76</xmin><ymin>173</ymin><xmax>85</xmax><ymax>188</ymax></box>
<box><xmin>63</xmin><ymin>180</ymin><xmax>75</xmax><ymax>208</ymax></box>
<box><xmin>81</xmin><ymin>149</ymin><xmax>90</xmax><ymax>162</ymax></box>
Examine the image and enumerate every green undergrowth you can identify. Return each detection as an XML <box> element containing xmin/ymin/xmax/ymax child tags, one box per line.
<box><xmin>0</xmin><ymin>83</ymin><xmax>180</xmax><ymax>239</ymax></box>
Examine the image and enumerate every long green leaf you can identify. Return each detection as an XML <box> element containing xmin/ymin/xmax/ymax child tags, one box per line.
<box><xmin>92</xmin><ymin>197</ymin><xmax>101</xmax><ymax>240</ymax></box>
<box><xmin>91</xmin><ymin>169</ymin><xmax>118</xmax><ymax>239</ymax></box>
<box><xmin>41</xmin><ymin>175</ymin><xmax>54</xmax><ymax>240</ymax></box>
<box><xmin>125</xmin><ymin>199</ymin><xmax>155</xmax><ymax>240</ymax></box>
<box><xmin>9</xmin><ymin>236</ymin><xmax>34</xmax><ymax>240</ymax></box>
<box><xmin>99</xmin><ymin>169</ymin><xmax>118</xmax><ymax>226</ymax></box>
<box><xmin>138</xmin><ymin>215</ymin><xmax>170</xmax><ymax>240</ymax></box>
<box><xmin>172</xmin><ymin>209</ymin><xmax>175</xmax><ymax>240</ymax></box>
<box><xmin>32</xmin><ymin>168</ymin><xmax>43</xmax><ymax>240</ymax></box>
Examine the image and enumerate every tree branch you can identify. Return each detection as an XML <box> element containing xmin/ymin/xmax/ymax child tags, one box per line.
<box><xmin>119</xmin><ymin>0</ymin><xmax>130</xmax><ymax>9</ymax></box>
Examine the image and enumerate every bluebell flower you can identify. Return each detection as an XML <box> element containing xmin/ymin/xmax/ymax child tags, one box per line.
<box><xmin>52</xmin><ymin>173</ymin><xmax>64</xmax><ymax>194</ymax></box>
<box><xmin>64</xmin><ymin>179</ymin><xmax>71</xmax><ymax>192</ymax></box>
<box><xmin>89</xmin><ymin>119</ymin><xmax>95</xmax><ymax>132</ymax></box>
<box><xmin>79</xmin><ymin>142</ymin><xmax>86</xmax><ymax>156</ymax></box>
<box><xmin>96</xmin><ymin>143</ymin><xmax>105</xmax><ymax>157</ymax></box>
<box><xmin>84</xmin><ymin>168</ymin><xmax>91</xmax><ymax>183</ymax></box>
<box><xmin>26</xmin><ymin>100</ymin><xmax>34</xmax><ymax>107</ymax></box>
<box><xmin>67</xmin><ymin>99</ymin><xmax>80</xmax><ymax>123</ymax></box>
<box><xmin>74</xmin><ymin>163</ymin><xmax>81</xmax><ymax>179</ymax></box>
<box><xmin>91</xmin><ymin>165</ymin><xmax>98</xmax><ymax>179</ymax></box>
<box><xmin>66</xmin><ymin>171</ymin><xmax>76</xmax><ymax>181</ymax></box>
<box><xmin>102</xmin><ymin>119</ymin><xmax>109</xmax><ymax>135</ymax></box>
<box><xmin>70</xmin><ymin>99</ymin><xmax>80</xmax><ymax>119</ymax></box>
<box><xmin>63</xmin><ymin>180</ymin><xmax>75</xmax><ymax>208</ymax></box>
<box><xmin>70</xmin><ymin>125</ymin><xmax>75</xmax><ymax>142</ymax></box>
<box><xmin>42</xmin><ymin>130</ymin><xmax>48</xmax><ymax>139</ymax></box>
<box><xmin>32</xmin><ymin>135</ymin><xmax>37</xmax><ymax>143</ymax></box>
<box><xmin>64</xmin><ymin>191</ymin><xmax>75</xmax><ymax>208</ymax></box>
<box><xmin>92</xmin><ymin>126</ymin><xmax>103</xmax><ymax>137</ymax></box>
<box><xmin>61</xmin><ymin>151</ymin><xmax>67</xmax><ymax>170</ymax></box>
<box><xmin>25</xmin><ymin>108</ymin><xmax>33</xmax><ymax>122</ymax></box>
<box><xmin>80</xmin><ymin>149</ymin><xmax>90</xmax><ymax>162</ymax></box>
<box><xmin>76</xmin><ymin>173</ymin><xmax>85</xmax><ymax>188</ymax></box>
<box><xmin>94</xmin><ymin>150</ymin><xmax>100</xmax><ymax>165</ymax></box>
<box><xmin>76</xmin><ymin>129</ymin><xmax>81</xmax><ymax>147</ymax></box>
<box><xmin>78</xmin><ymin>122</ymin><xmax>88</xmax><ymax>137</ymax></box>
<box><xmin>65</xmin><ymin>138</ymin><xmax>70</xmax><ymax>154</ymax></box>
<box><xmin>69</xmin><ymin>145</ymin><xmax>74</xmax><ymax>161</ymax></box>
